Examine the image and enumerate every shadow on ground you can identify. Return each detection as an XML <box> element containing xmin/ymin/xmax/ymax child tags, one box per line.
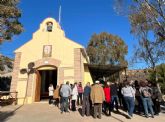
<box><xmin>110</xmin><ymin>115</ymin><xmax>124</xmax><ymax>122</ymax></box>
<box><xmin>0</xmin><ymin>105</ymin><xmax>23</xmax><ymax>122</ymax></box>
<box><xmin>78</xmin><ymin>107</ymin><xmax>125</xmax><ymax>122</ymax></box>
<box><xmin>113</xmin><ymin>110</ymin><xmax>130</xmax><ymax>119</ymax></box>
<box><xmin>78</xmin><ymin>107</ymin><xmax>93</xmax><ymax>117</ymax></box>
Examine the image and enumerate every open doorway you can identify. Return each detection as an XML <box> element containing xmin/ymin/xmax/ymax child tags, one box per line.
<box><xmin>38</xmin><ymin>69</ymin><xmax>57</xmax><ymax>100</ymax></box>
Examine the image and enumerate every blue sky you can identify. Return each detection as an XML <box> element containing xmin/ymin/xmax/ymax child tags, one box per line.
<box><xmin>0</xmin><ymin>0</ymin><xmax>146</xmax><ymax>69</ymax></box>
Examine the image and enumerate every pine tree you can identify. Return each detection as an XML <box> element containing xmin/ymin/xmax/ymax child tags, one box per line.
<box><xmin>0</xmin><ymin>0</ymin><xmax>23</xmax><ymax>44</ymax></box>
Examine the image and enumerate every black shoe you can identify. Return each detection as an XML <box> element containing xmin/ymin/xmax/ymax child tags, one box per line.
<box><xmin>151</xmin><ymin>115</ymin><xmax>154</xmax><ymax>118</ymax></box>
<box><xmin>145</xmin><ymin>115</ymin><xmax>149</xmax><ymax>118</ymax></box>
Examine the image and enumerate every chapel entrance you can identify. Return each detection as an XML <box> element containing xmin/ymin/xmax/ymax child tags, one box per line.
<box><xmin>35</xmin><ymin>69</ymin><xmax>57</xmax><ymax>102</ymax></box>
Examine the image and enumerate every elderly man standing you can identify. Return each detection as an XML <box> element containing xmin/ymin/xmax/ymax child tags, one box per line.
<box><xmin>82</xmin><ymin>82</ymin><xmax>91</xmax><ymax>117</ymax></box>
<box><xmin>90</xmin><ymin>80</ymin><xmax>105</xmax><ymax>119</ymax></box>
<box><xmin>60</xmin><ymin>81</ymin><xmax>72</xmax><ymax>114</ymax></box>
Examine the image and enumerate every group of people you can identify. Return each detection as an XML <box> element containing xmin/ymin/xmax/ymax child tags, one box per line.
<box><xmin>48</xmin><ymin>79</ymin><xmax>162</xmax><ymax>119</ymax></box>
<box><xmin>48</xmin><ymin>82</ymin><xmax>84</xmax><ymax>112</ymax></box>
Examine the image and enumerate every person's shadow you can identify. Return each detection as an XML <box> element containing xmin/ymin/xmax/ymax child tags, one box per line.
<box><xmin>78</xmin><ymin>107</ymin><xmax>94</xmax><ymax>117</ymax></box>
<box><xmin>113</xmin><ymin>110</ymin><xmax>130</xmax><ymax>119</ymax></box>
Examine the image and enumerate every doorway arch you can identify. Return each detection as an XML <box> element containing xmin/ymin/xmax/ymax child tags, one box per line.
<box><xmin>34</xmin><ymin>58</ymin><xmax>61</xmax><ymax>102</ymax></box>
<box><xmin>35</xmin><ymin>65</ymin><xmax>58</xmax><ymax>102</ymax></box>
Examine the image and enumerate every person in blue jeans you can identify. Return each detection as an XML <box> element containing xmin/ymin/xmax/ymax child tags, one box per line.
<box><xmin>110</xmin><ymin>82</ymin><xmax>119</xmax><ymax>112</ymax></box>
<box><xmin>139</xmin><ymin>81</ymin><xmax>154</xmax><ymax>118</ymax></box>
<box><xmin>60</xmin><ymin>97</ymin><xmax>69</xmax><ymax>112</ymax></box>
<box><xmin>60</xmin><ymin>81</ymin><xmax>72</xmax><ymax>113</ymax></box>
<box><xmin>121</xmin><ymin>81</ymin><xmax>135</xmax><ymax>119</ymax></box>
<box><xmin>141</xmin><ymin>97</ymin><xmax>154</xmax><ymax>117</ymax></box>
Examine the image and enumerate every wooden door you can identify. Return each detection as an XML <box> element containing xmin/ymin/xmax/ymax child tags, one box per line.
<box><xmin>35</xmin><ymin>70</ymin><xmax>41</xmax><ymax>102</ymax></box>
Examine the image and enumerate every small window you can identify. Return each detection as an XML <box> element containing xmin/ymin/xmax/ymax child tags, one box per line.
<box><xmin>46</xmin><ymin>22</ymin><xmax>53</xmax><ymax>32</ymax></box>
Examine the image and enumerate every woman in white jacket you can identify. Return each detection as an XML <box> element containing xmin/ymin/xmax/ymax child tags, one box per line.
<box><xmin>71</xmin><ymin>83</ymin><xmax>78</xmax><ymax>111</ymax></box>
<box><xmin>48</xmin><ymin>84</ymin><xmax>54</xmax><ymax>105</ymax></box>
<box><xmin>121</xmin><ymin>81</ymin><xmax>135</xmax><ymax>118</ymax></box>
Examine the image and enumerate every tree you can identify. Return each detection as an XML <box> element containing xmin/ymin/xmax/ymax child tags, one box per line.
<box><xmin>131</xmin><ymin>26</ymin><xmax>165</xmax><ymax>92</ymax></box>
<box><xmin>148</xmin><ymin>63</ymin><xmax>165</xmax><ymax>93</ymax></box>
<box><xmin>132</xmin><ymin>30</ymin><xmax>165</xmax><ymax>71</ymax></box>
<box><xmin>86</xmin><ymin>32</ymin><xmax>128</xmax><ymax>66</ymax></box>
<box><xmin>114</xmin><ymin>0</ymin><xmax>165</xmax><ymax>71</ymax></box>
<box><xmin>0</xmin><ymin>0</ymin><xmax>23</xmax><ymax>44</ymax></box>
<box><xmin>114</xmin><ymin>0</ymin><xmax>165</xmax><ymax>41</ymax></box>
<box><xmin>0</xmin><ymin>55</ymin><xmax>13</xmax><ymax>72</ymax></box>
<box><xmin>126</xmin><ymin>0</ymin><xmax>165</xmax><ymax>70</ymax></box>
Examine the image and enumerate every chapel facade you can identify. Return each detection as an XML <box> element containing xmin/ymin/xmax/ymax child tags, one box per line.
<box><xmin>10</xmin><ymin>18</ymin><xmax>93</xmax><ymax>104</ymax></box>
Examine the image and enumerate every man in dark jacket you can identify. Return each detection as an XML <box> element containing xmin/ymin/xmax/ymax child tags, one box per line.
<box><xmin>82</xmin><ymin>82</ymin><xmax>91</xmax><ymax>117</ymax></box>
<box><xmin>110</xmin><ymin>82</ymin><xmax>119</xmax><ymax>112</ymax></box>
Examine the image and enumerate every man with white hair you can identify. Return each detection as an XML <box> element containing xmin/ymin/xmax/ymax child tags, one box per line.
<box><xmin>90</xmin><ymin>80</ymin><xmax>105</xmax><ymax>119</ymax></box>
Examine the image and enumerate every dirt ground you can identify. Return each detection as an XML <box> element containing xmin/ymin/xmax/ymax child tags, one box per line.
<box><xmin>0</xmin><ymin>103</ymin><xmax>165</xmax><ymax>122</ymax></box>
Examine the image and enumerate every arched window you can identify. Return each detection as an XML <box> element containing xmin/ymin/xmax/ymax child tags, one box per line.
<box><xmin>46</xmin><ymin>22</ymin><xmax>53</xmax><ymax>32</ymax></box>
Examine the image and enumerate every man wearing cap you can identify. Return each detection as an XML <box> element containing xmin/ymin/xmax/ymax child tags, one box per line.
<box><xmin>90</xmin><ymin>80</ymin><xmax>105</xmax><ymax>119</ymax></box>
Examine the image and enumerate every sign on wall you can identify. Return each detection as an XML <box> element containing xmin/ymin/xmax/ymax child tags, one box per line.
<box><xmin>43</xmin><ymin>45</ymin><xmax>52</xmax><ymax>57</ymax></box>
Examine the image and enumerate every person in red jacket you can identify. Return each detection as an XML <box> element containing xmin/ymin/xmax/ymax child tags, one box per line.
<box><xmin>103</xmin><ymin>82</ymin><xmax>111</xmax><ymax>116</ymax></box>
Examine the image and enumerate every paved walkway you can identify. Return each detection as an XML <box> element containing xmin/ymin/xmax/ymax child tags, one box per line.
<box><xmin>0</xmin><ymin>103</ymin><xmax>165</xmax><ymax>122</ymax></box>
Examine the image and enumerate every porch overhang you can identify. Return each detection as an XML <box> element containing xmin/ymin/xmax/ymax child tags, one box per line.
<box><xmin>86</xmin><ymin>64</ymin><xmax>127</xmax><ymax>78</ymax></box>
